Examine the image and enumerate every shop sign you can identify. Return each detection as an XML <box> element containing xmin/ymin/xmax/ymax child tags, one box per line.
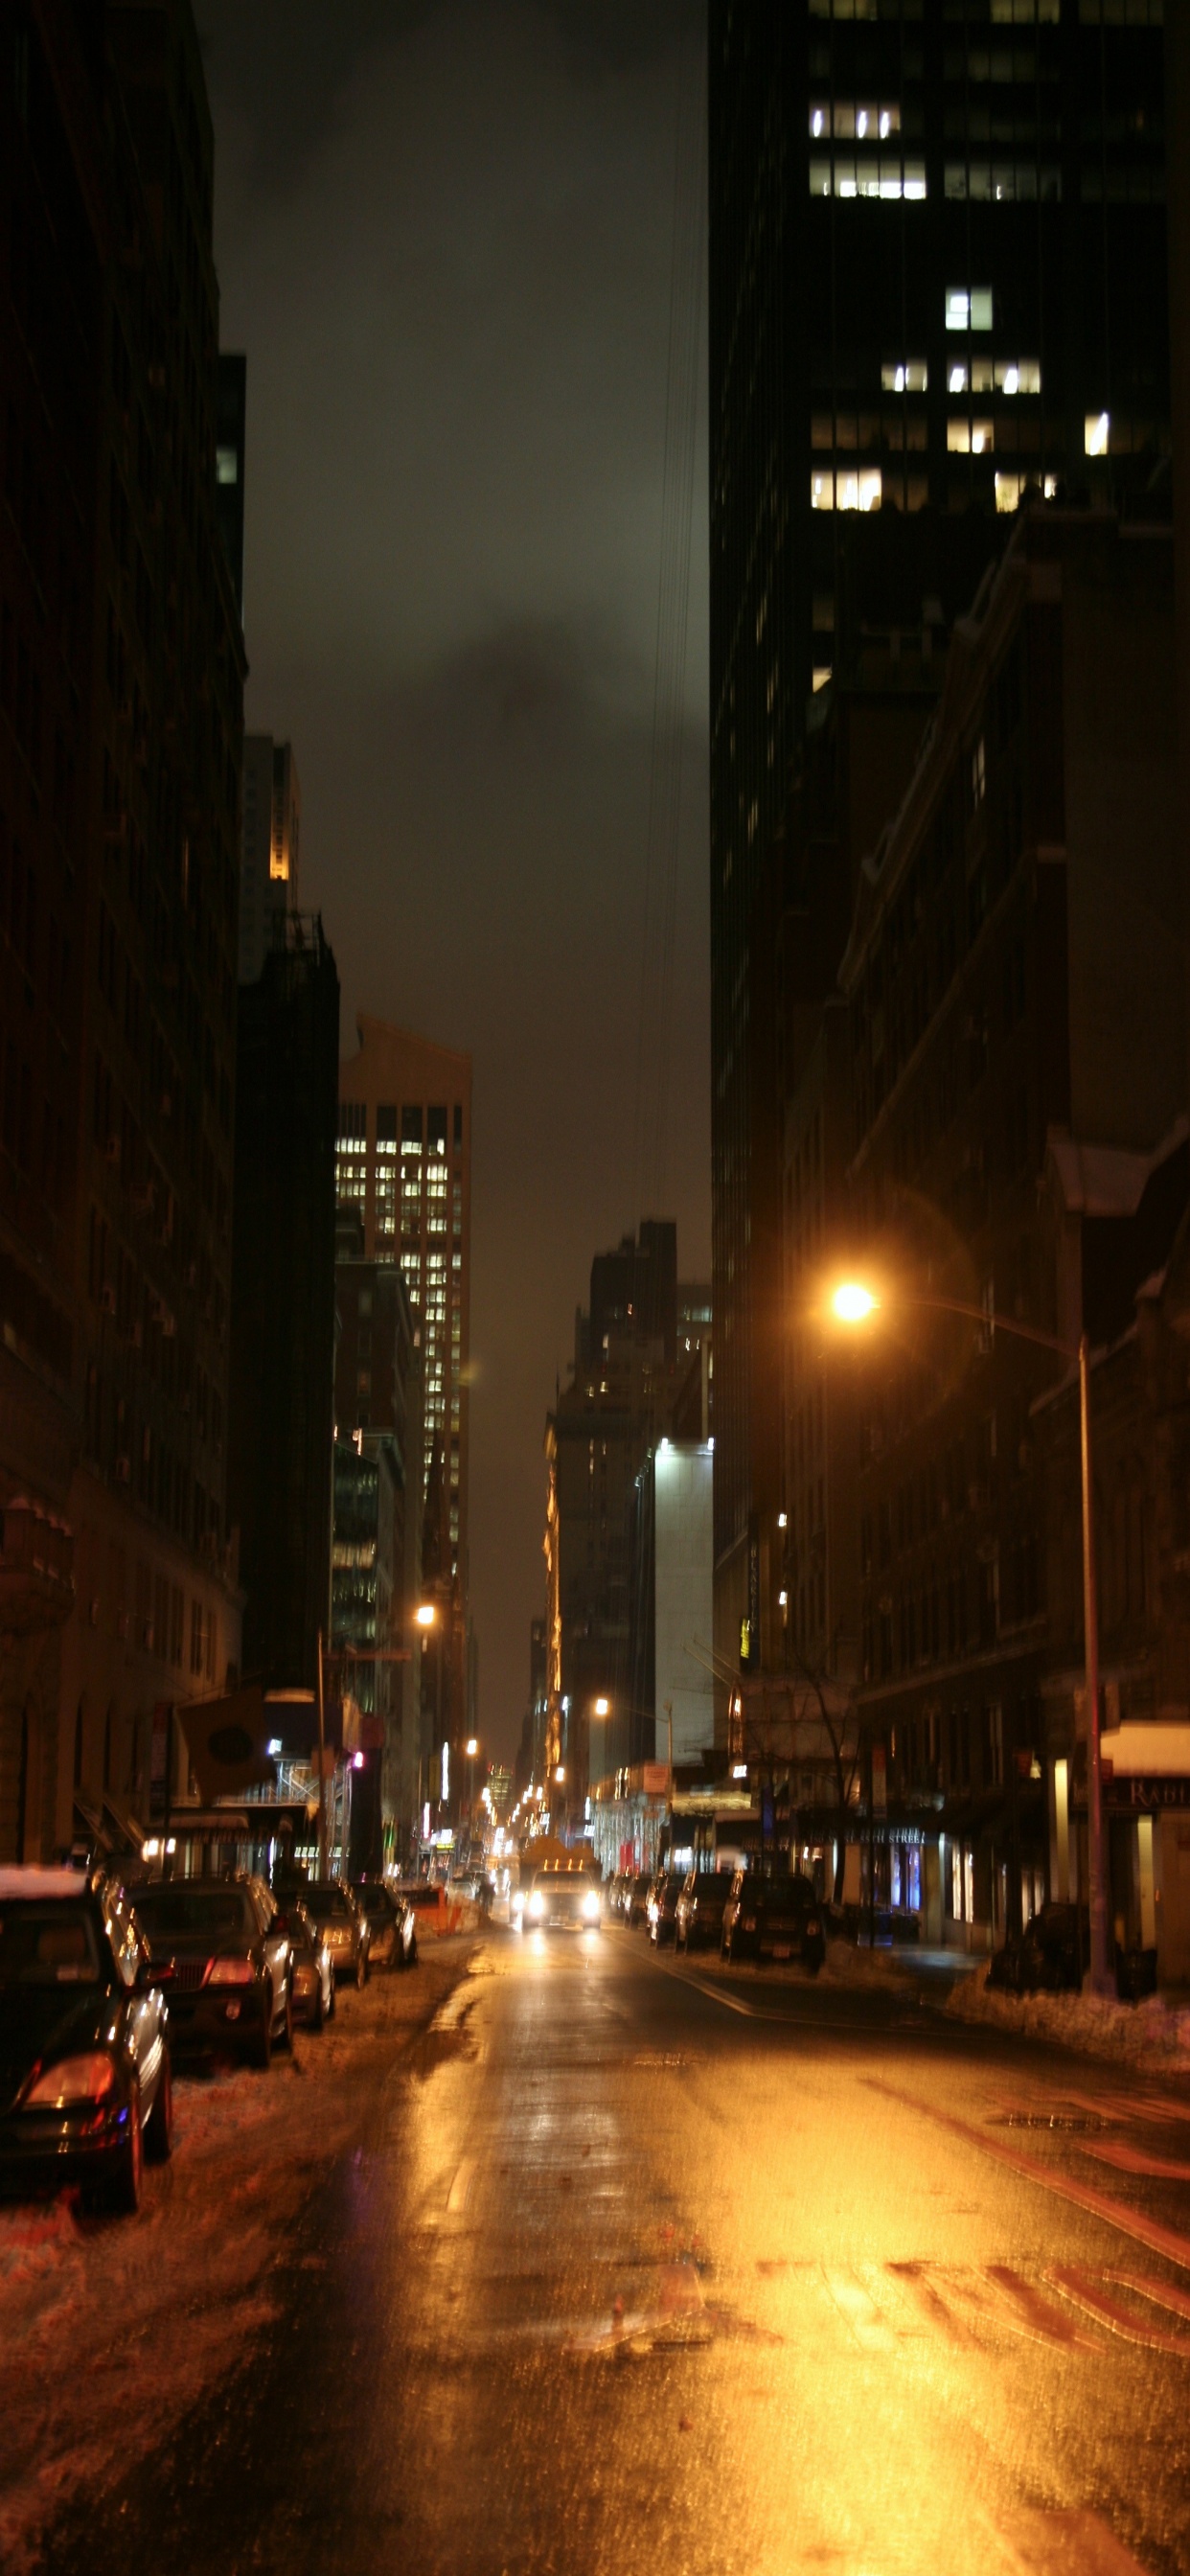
<box><xmin>1104</xmin><ymin>1774</ymin><xmax>1190</xmax><ymax>1811</ymax></box>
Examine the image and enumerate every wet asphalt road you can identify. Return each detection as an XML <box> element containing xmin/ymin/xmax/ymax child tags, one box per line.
<box><xmin>42</xmin><ymin>1926</ymin><xmax>1190</xmax><ymax>2576</ymax></box>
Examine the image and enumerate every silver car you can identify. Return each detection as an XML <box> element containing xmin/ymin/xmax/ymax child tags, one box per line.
<box><xmin>300</xmin><ymin>1882</ymin><xmax>370</xmax><ymax>1987</ymax></box>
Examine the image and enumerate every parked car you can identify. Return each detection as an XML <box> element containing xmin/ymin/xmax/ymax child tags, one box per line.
<box><xmin>135</xmin><ymin>1874</ymin><xmax>293</xmax><ymax>2064</ymax></box>
<box><xmin>351</xmin><ymin>1880</ymin><xmax>417</xmax><ymax>1969</ymax></box>
<box><xmin>523</xmin><ymin>1862</ymin><xmax>603</xmax><ymax>1932</ymax></box>
<box><xmin>286</xmin><ymin>1902</ymin><xmax>335</xmax><ymax>2029</ymax></box>
<box><xmin>0</xmin><ymin>1866</ymin><xmax>173</xmax><ymax>2215</ymax></box>
<box><xmin>721</xmin><ymin>1871</ymin><xmax>825</xmax><ymax>1971</ymax></box>
<box><xmin>675</xmin><ymin>1872</ymin><xmax>733</xmax><ymax>1954</ymax></box>
<box><xmin>648</xmin><ymin>1871</ymin><xmax>685</xmax><ymax>1947</ymax></box>
<box><xmin>988</xmin><ymin>1901</ymin><xmax>1088</xmax><ymax>1995</ymax></box>
<box><xmin>301</xmin><ymin>1882</ymin><xmax>371</xmax><ymax>1988</ymax></box>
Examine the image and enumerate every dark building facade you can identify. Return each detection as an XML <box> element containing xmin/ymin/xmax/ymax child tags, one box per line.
<box><xmin>707</xmin><ymin>0</ymin><xmax>1170</xmax><ymax>1707</ymax></box>
<box><xmin>838</xmin><ymin>508</ymin><xmax>1182</xmax><ymax>1945</ymax></box>
<box><xmin>4</xmin><ymin>0</ymin><xmax>247</xmax><ymax>1861</ymax></box>
<box><xmin>332</xmin><ymin>1218</ymin><xmax>423</xmax><ymax>1863</ymax></box>
<box><xmin>228</xmin><ymin>914</ymin><xmax>339</xmax><ymax>1694</ymax></box>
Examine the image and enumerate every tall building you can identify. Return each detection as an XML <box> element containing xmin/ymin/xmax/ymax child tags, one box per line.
<box><xmin>336</xmin><ymin>1018</ymin><xmax>472</xmax><ymax>1754</ymax></box>
<box><xmin>707</xmin><ymin>0</ymin><xmax>1170</xmax><ymax>1699</ymax></box>
<box><xmin>239</xmin><ymin>735</ymin><xmax>300</xmax><ymax>986</ymax></box>
<box><xmin>227</xmin><ymin>913</ymin><xmax>339</xmax><ymax>1696</ymax></box>
<box><xmin>332</xmin><ymin>1215</ymin><xmax>424</xmax><ymax>1865</ymax></box>
<box><xmin>2</xmin><ymin>0</ymin><xmax>248</xmax><ymax>1862</ymax></box>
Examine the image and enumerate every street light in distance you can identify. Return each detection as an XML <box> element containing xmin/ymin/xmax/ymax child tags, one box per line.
<box><xmin>415</xmin><ymin>1602</ymin><xmax>436</xmax><ymax>1628</ymax></box>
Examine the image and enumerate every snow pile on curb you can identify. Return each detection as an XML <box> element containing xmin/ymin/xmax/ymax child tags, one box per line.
<box><xmin>820</xmin><ymin>1939</ymin><xmax>917</xmax><ymax>1991</ymax></box>
<box><xmin>946</xmin><ymin>1960</ymin><xmax>1190</xmax><ymax>2075</ymax></box>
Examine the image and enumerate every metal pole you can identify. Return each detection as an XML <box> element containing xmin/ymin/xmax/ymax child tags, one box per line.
<box><xmin>1079</xmin><ymin>1333</ymin><xmax>1111</xmax><ymax>1994</ymax></box>
<box><xmin>316</xmin><ymin>1626</ymin><xmax>329</xmax><ymax>1882</ymax></box>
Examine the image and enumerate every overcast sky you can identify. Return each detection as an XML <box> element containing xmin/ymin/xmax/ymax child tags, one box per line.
<box><xmin>195</xmin><ymin>0</ymin><xmax>710</xmax><ymax>1758</ymax></box>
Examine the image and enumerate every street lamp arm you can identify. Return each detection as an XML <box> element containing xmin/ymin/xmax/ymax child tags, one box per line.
<box><xmin>900</xmin><ymin>1293</ymin><xmax>1076</xmax><ymax>1362</ymax></box>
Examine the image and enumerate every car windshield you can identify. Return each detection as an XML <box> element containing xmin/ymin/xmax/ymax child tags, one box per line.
<box><xmin>305</xmin><ymin>1887</ymin><xmax>353</xmax><ymax>1920</ymax></box>
<box><xmin>136</xmin><ymin>1887</ymin><xmax>256</xmax><ymax>1944</ymax></box>
<box><xmin>354</xmin><ymin>1887</ymin><xmax>391</xmax><ymax>1918</ymax></box>
<box><xmin>0</xmin><ymin>1902</ymin><xmax>102</xmax><ymax>1986</ymax></box>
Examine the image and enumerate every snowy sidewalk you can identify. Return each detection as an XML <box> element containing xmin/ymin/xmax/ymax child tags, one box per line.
<box><xmin>945</xmin><ymin>1960</ymin><xmax>1190</xmax><ymax>2079</ymax></box>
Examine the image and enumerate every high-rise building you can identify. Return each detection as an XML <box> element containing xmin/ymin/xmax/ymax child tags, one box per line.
<box><xmin>332</xmin><ymin>1216</ymin><xmax>424</xmax><ymax>1864</ymax></box>
<box><xmin>336</xmin><ymin>1018</ymin><xmax>472</xmax><ymax>1750</ymax></box>
<box><xmin>227</xmin><ymin>913</ymin><xmax>339</xmax><ymax>1697</ymax></box>
<box><xmin>239</xmin><ymin>735</ymin><xmax>300</xmax><ymax>986</ymax></box>
<box><xmin>3</xmin><ymin>0</ymin><xmax>247</xmax><ymax>1859</ymax></box>
<box><xmin>707</xmin><ymin>0</ymin><xmax>1170</xmax><ymax>1696</ymax></box>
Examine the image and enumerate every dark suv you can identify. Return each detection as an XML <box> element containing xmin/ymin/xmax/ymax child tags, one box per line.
<box><xmin>0</xmin><ymin>1865</ymin><xmax>172</xmax><ymax>2213</ymax></box>
<box><xmin>135</xmin><ymin>1874</ymin><xmax>293</xmax><ymax>2065</ymax></box>
<box><xmin>721</xmin><ymin>1871</ymin><xmax>826</xmax><ymax>1972</ymax></box>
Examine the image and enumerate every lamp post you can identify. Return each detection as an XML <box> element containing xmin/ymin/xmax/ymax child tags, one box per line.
<box><xmin>829</xmin><ymin>1279</ymin><xmax>1112</xmax><ymax>1997</ymax></box>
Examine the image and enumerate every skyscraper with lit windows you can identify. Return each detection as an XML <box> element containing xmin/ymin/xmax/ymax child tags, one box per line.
<box><xmin>707</xmin><ymin>0</ymin><xmax>1169</xmax><ymax>1687</ymax></box>
<box><xmin>336</xmin><ymin>1019</ymin><xmax>472</xmax><ymax>1728</ymax></box>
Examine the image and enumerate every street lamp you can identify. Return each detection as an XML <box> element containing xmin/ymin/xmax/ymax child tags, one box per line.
<box><xmin>829</xmin><ymin>1276</ymin><xmax>1112</xmax><ymax>1996</ymax></box>
<box><xmin>465</xmin><ymin>1736</ymin><xmax>478</xmax><ymax>1827</ymax></box>
<box><xmin>415</xmin><ymin>1602</ymin><xmax>436</xmax><ymax>1628</ymax></box>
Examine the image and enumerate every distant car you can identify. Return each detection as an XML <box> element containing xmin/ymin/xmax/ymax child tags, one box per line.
<box><xmin>285</xmin><ymin>1902</ymin><xmax>335</xmax><ymax>2029</ymax></box>
<box><xmin>623</xmin><ymin>1871</ymin><xmax>653</xmax><ymax>1927</ymax></box>
<box><xmin>0</xmin><ymin>1866</ymin><xmax>173</xmax><ymax>2214</ymax></box>
<box><xmin>721</xmin><ymin>1871</ymin><xmax>825</xmax><ymax>1972</ymax></box>
<box><xmin>351</xmin><ymin>1880</ymin><xmax>417</xmax><ymax>1969</ymax></box>
<box><xmin>522</xmin><ymin>1863</ymin><xmax>603</xmax><ymax>1932</ymax></box>
<box><xmin>647</xmin><ymin>1871</ymin><xmax>685</xmax><ymax>1947</ymax></box>
<box><xmin>301</xmin><ymin>1882</ymin><xmax>371</xmax><ymax>1988</ymax></box>
<box><xmin>135</xmin><ymin>1874</ymin><xmax>293</xmax><ymax>2064</ymax></box>
<box><xmin>675</xmin><ymin>1872</ymin><xmax>732</xmax><ymax>1954</ymax></box>
<box><xmin>988</xmin><ymin>1901</ymin><xmax>1087</xmax><ymax>1995</ymax></box>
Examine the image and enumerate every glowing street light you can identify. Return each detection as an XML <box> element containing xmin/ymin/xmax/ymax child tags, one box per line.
<box><xmin>415</xmin><ymin>1602</ymin><xmax>436</xmax><ymax>1628</ymax></box>
<box><xmin>554</xmin><ymin>1764</ymin><xmax>565</xmax><ymax>1785</ymax></box>
<box><xmin>832</xmin><ymin>1279</ymin><xmax>880</xmax><ymax>1324</ymax></box>
<box><xmin>465</xmin><ymin>1737</ymin><xmax>478</xmax><ymax>1758</ymax></box>
<box><xmin>594</xmin><ymin>1696</ymin><xmax>610</xmax><ymax>1717</ymax></box>
<box><xmin>829</xmin><ymin>1274</ymin><xmax>1112</xmax><ymax>1995</ymax></box>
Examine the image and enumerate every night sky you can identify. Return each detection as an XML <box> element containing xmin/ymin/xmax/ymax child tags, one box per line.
<box><xmin>194</xmin><ymin>0</ymin><xmax>710</xmax><ymax>1757</ymax></box>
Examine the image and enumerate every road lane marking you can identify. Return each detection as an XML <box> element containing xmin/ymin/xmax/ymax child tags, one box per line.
<box><xmin>446</xmin><ymin>2157</ymin><xmax>476</xmax><ymax>2213</ymax></box>
<box><xmin>984</xmin><ymin>2263</ymin><xmax>1096</xmax><ymax>2350</ymax></box>
<box><xmin>1078</xmin><ymin>2138</ymin><xmax>1190</xmax><ymax>2183</ymax></box>
<box><xmin>820</xmin><ymin>2266</ymin><xmax>898</xmax><ymax>2351</ymax></box>
<box><xmin>984</xmin><ymin>2506</ymin><xmax>1152</xmax><ymax>2575</ymax></box>
<box><xmin>887</xmin><ymin>2259</ymin><xmax>978</xmax><ymax>2346</ymax></box>
<box><xmin>866</xmin><ymin>2077</ymin><xmax>1190</xmax><ymax>2276</ymax></box>
<box><xmin>1045</xmin><ymin>2263</ymin><xmax>1190</xmax><ymax>2357</ymax></box>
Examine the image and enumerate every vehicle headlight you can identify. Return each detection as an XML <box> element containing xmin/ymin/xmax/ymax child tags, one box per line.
<box><xmin>582</xmin><ymin>1890</ymin><xmax>601</xmax><ymax>1920</ymax></box>
<box><xmin>528</xmin><ymin>1892</ymin><xmax>544</xmax><ymax>1919</ymax></box>
<box><xmin>24</xmin><ymin>2053</ymin><xmax>117</xmax><ymax>2108</ymax></box>
<box><xmin>208</xmin><ymin>1956</ymin><xmax>255</xmax><ymax>1985</ymax></box>
<box><xmin>512</xmin><ymin>1892</ymin><xmax>525</xmax><ymax>1916</ymax></box>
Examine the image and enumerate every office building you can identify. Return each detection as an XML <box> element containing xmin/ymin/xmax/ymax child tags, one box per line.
<box><xmin>336</xmin><ymin>1017</ymin><xmax>471</xmax><ymax>1753</ymax></box>
<box><xmin>2</xmin><ymin>1</ymin><xmax>247</xmax><ymax>1861</ymax></box>
<box><xmin>228</xmin><ymin>913</ymin><xmax>339</xmax><ymax>1697</ymax></box>
<box><xmin>332</xmin><ymin>1218</ymin><xmax>424</xmax><ymax>1864</ymax></box>
<box><xmin>707</xmin><ymin>0</ymin><xmax>1170</xmax><ymax>1706</ymax></box>
<box><xmin>839</xmin><ymin>508</ymin><xmax>1183</xmax><ymax>1946</ymax></box>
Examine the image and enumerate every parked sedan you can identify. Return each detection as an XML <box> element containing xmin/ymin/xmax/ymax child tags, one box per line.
<box><xmin>0</xmin><ymin>1866</ymin><xmax>172</xmax><ymax>2214</ymax></box>
<box><xmin>301</xmin><ymin>1881</ymin><xmax>370</xmax><ymax>1987</ymax></box>
<box><xmin>647</xmin><ymin>1871</ymin><xmax>685</xmax><ymax>1947</ymax></box>
<box><xmin>624</xmin><ymin>1871</ymin><xmax>655</xmax><ymax>1928</ymax></box>
<box><xmin>351</xmin><ymin>1880</ymin><xmax>417</xmax><ymax>1969</ymax></box>
<box><xmin>135</xmin><ymin>1875</ymin><xmax>293</xmax><ymax>2064</ymax></box>
<box><xmin>721</xmin><ymin>1871</ymin><xmax>825</xmax><ymax>1972</ymax></box>
<box><xmin>286</xmin><ymin>1902</ymin><xmax>335</xmax><ymax>2029</ymax></box>
<box><xmin>675</xmin><ymin>1872</ymin><xmax>732</xmax><ymax>1954</ymax></box>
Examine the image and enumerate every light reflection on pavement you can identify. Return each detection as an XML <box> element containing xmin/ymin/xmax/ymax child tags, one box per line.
<box><xmin>40</xmin><ymin>1927</ymin><xmax>1190</xmax><ymax>2576</ymax></box>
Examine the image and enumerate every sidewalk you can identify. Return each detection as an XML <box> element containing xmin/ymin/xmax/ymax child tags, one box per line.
<box><xmin>945</xmin><ymin>1957</ymin><xmax>1190</xmax><ymax>2078</ymax></box>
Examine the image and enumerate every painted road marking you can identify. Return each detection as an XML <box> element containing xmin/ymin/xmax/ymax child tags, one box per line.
<box><xmin>866</xmin><ymin>2076</ymin><xmax>1190</xmax><ymax>2276</ymax></box>
<box><xmin>1078</xmin><ymin>2138</ymin><xmax>1190</xmax><ymax>2183</ymax></box>
<box><xmin>820</xmin><ymin>2265</ymin><xmax>899</xmax><ymax>2352</ymax></box>
<box><xmin>984</xmin><ymin>2263</ymin><xmax>1096</xmax><ymax>2350</ymax></box>
<box><xmin>1045</xmin><ymin>2264</ymin><xmax>1190</xmax><ymax>2357</ymax></box>
<box><xmin>985</xmin><ymin>2506</ymin><xmax>1151</xmax><ymax>2575</ymax></box>
<box><xmin>446</xmin><ymin>2157</ymin><xmax>476</xmax><ymax>2213</ymax></box>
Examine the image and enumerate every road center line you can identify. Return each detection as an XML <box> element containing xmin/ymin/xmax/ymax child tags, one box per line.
<box><xmin>446</xmin><ymin>2158</ymin><xmax>476</xmax><ymax>2213</ymax></box>
<box><xmin>866</xmin><ymin>2077</ymin><xmax>1190</xmax><ymax>2276</ymax></box>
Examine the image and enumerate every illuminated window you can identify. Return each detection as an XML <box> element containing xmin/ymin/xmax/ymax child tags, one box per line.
<box><xmin>810</xmin><ymin>102</ymin><xmax>901</xmax><ymax>140</ymax></box>
<box><xmin>881</xmin><ymin>359</ymin><xmax>927</xmax><ymax>393</ymax></box>
<box><xmin>947</xmin><ymin>420</ymin><xmax>994</xmax><ymax>455</ymax></box>
<box><xmin>811</xmin><ymin>469</ymin><xmax>881</xmax><ymax>512</ymax></box>
<box><xmin>1085</xmin><ymin>412</ymin><xmax>1110</xmax><ymax>457</ymax></box>
<box><xmin>949</xmin><ymin>363</ymin><xmax>969</xmax><ymax>395</ymax></box>
<box><xmin>995</xmin><ymin>473</ymin><xmax>1024</xmax><ymax>514</ymax></box>
<box><xmin>997</xmin><ymin>359</ymin><xmax>1041</xmax><ymax>395</ymax></box>
<box><xmin>812</xmin><ymin>667</ymin><xmax>833</xmax><ymax>693</ymax></box>
<box><xmin>946</xmin><ymin>288</ymin><xmax>993</xmax><ymax>333</ymax></box>
<box><xmin>946</xmin><ymin>166</ymin><xmax>1061</xmax><ymax>204</ymax></box>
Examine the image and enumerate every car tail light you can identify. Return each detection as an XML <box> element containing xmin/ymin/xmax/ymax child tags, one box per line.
<box><xmin>207</xmin><ymin>1956</ymin><xmax>254</xmax><ymax>1986</ymax></box>
<box><xmin>743</xmin><ymin>1915</ymin><xmax>757</xmax><ymax>1931</ymax></box>
<box><xmin>806</xmin><ymin>1917</ymin><xmax>820</xmax><ymax>1936</ymax></box>
<box><xmin>24</xmin><ymin>2053</ymin><xmax>117</xmax><ymax>2108</ymax></box>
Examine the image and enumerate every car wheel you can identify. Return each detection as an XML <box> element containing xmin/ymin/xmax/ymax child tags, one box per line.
<box><xmin>254</xmin><ymin>2008</ymin><xmax>273</xmax><ymax>2071</ymax></box>
<box><xmin>278</xmin><ymin>1984</ymin><xmax>294</xmax><ymax>2051</ymax></box>
<box><xmin>108</xmin><ymin>2090</ymin><xmax>144</xmax><ymax>2215</ymax></box>
<box><xmin>721</xmin><ymin>1935</ymin><xmax>731</xmax><ymax>1962</ymax></box>
<box><xmin>312</xmin><ymin>1978</ymin><xmax>325</xmax><ymax>2032</ymax></box>
<box><xmin>355</xmin><ymin>1949</ymin><xmax>367</xmax><ymax>1991</ymax></box>
<box><xmin>408</xmin><ymin>1934</ymin><xmax>419</xmax><ymax>1968</ymax></box>
<box><xmin>144</xmin><ymin>2051</ymin><xmax>173</xmax><ymax>2164</ymax></box>
<box><xmin>328</xmin><ymin>1973</ymin><xmax>336</xmax><ymax>2019</ymax></box>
